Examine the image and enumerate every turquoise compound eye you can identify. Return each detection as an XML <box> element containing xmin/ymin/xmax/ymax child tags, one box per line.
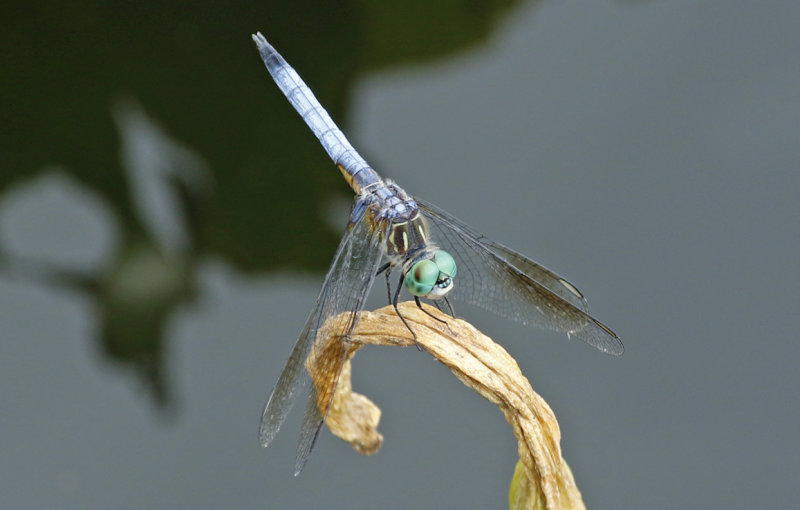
<box><xmin>405</xmin><ymin>259</ymin><xmax>439</xmax><ymax>297</ymax></box>
<box><xmin>434</xmin><ymin>250</ymin><xmax>457</xmax><ymax>277</ymax></box>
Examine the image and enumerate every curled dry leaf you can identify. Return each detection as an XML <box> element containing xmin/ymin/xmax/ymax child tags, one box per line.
<box><xmin>306</xmin><ymin>301</ymin><xmax>586</xmax><ymax>510</ymax></box>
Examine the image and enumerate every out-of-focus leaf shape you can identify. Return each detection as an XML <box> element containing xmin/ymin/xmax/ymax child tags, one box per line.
<box><xmin>358</xmin><ymin>0</ymin><xmax>521</xmax><ymax>70</ymax></box>
<box><xmin>1</xmin><ymin>1</ymin><xmax>526</xmax><ymax>273</ymax></box>
<box><xmin>0</xmin><ymin>0</ymin><xmax>527</xmax><ymax>406</ymax></box>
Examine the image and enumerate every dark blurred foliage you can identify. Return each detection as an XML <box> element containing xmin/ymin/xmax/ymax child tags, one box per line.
<box><xmin>0</xmin><ymin>0</ymin><xmax>522</xmax><ymax>405</ymax></box>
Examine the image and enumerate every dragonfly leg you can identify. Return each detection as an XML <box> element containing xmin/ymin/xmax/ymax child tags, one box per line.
<box><xmin>442</xmin><ymin>296</ymin><xmax>456</xmax><ymax>318</ymax></box>
<box><xmin>421</xmin><ymin>298</ymin><xmax>455</xmax><ymax>336</ymax></box>
<box><xmin>415</xmin><ymin>297</ymin><xmax>450</xmax><ymax>326</ymax></box>
<box><xmin>376</xmin><ymin>262</ymin><xmax>393</xmax><ymax>304</ymax></box>
<box><xmin>375</xmin><ymin>261</ymin><xmax>391</xmax><ymax>277</ymax></box>
<box><xmin>392</xmin><ymin>272</ymin><xmax>421</xmax><ymax>350</ymax></box>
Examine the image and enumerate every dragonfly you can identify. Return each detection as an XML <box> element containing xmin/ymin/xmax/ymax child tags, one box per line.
<box><xmin>252</xmin><ymin>32</ymin><xmax>623</xmax><ymax>475</ymax></box>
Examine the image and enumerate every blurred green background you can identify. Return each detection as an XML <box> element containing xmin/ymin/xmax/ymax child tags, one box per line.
<box><xmin>1</xmin><ymin>0</ymin><xmax>520</xmax><ymax>403</ymax></box>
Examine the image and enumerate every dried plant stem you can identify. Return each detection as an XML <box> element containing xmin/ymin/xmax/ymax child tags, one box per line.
<box><xmin>308</xmin><ymin>302</ymin><xmax>586</xmax><ymax>510</ymax></box>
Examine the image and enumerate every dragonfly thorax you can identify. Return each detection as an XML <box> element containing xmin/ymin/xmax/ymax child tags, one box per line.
<box><xmin>370</xmin><ymin>193</ymin><xmax>458</xmax><ymax>301</ymax></box>
<box><xmin>384</xmin><ymin>209</ymin><xmax>428</xmax><ymax>258</ymax></box>
<box><xmin>359</xmin><ymin>182</ymin><xmax>424</xmax><ymax>257</ymax></box>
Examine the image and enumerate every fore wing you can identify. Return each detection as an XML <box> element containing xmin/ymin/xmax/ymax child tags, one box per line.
<box><xmin>259</xmin><ymin>208</ymin><xmax>386</xmax><ymax>474</ymax></box>
<box><xmin>416</xmin><ymin>197</ymin><xmax>623</xmax><ymax>356</ymax></box>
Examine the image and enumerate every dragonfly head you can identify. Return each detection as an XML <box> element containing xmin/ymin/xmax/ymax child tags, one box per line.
<box><xmin>404</xmin><ymin>250</ymin><xmax>457</xmax><ymax>300</ymax></box>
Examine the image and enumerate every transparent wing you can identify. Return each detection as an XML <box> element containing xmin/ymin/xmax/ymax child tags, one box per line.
<box><xmin>416</xmin><ymin>198</ymin><xmax>623</xmax><ymax>356</ymax></box>
<box><xmin>481</xmin><ymin>240</ymin><xmax>590</xmax><ymax>313</ymax></box>
<box><xmin>258</xmin><ymin>206</ymin><xmax>386</xmax><ymax>474</ymax></box>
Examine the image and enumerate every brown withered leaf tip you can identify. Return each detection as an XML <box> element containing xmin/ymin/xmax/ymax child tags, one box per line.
<box><xmin>306</xmin><ymin>301</ymin><xmax>586</xmax><ymax>510</ymax></box>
